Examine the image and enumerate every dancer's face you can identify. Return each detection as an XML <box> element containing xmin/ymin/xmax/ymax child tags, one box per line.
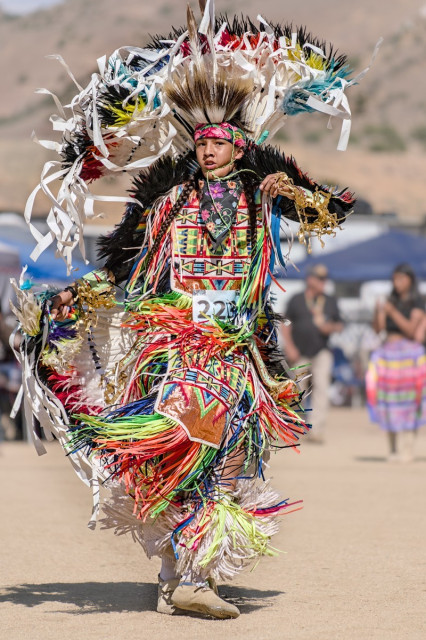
<box><xmin>195</xmin><ymin>138</ymin><xmax>244</xmax><ymax>178</ymax></box>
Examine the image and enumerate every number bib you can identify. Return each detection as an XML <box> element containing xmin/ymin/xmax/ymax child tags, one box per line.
<box><xmin>192</xmin><ymin>290</ymin><xmax>238</xmax><ymax>324</ymax></box>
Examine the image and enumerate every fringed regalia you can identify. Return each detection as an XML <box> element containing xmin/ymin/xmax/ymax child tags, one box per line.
<box><xmin>13</xmin><ymin>4</ymin><xmax>358</xmax><ymax>583</ymax></box>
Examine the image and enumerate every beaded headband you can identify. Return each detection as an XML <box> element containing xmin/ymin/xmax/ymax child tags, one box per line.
<box><xmin>194</xmin><ymin>123</ymin><xmax>247</xmax><ymax>148</ymax></box>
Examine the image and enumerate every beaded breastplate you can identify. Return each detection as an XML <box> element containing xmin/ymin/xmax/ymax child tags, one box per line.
<box><xmin>170</xmin><ymin>189</ymin><xmax>262</xmax><ymax>294</ymax></box>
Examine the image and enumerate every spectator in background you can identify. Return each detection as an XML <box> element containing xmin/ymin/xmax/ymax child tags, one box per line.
<box><xmin>366</xmin><ymin>263</ymin><xmax>426</xmax><ymax>462</ymax></box>
<box><xmin>282</xmin><ymin>264</ymin><xmax>343</xmax><ymax>443</ymax></box>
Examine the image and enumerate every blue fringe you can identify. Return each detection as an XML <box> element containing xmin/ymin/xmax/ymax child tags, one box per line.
<box><xmin>105</xmin><ymin>395</ymin><xmax>157</xmax><ymax>420</ymax></box>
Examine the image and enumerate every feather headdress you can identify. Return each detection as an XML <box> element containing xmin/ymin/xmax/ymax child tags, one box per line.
<box><xmin>164</xmin><ymin>65</ymin><xmax>254</xmax><ymax>127</ymax></box>
<box><xmin>26</xmin><ymin>0</ymin><xmax>367</xmax><ymax>270</ymax></box>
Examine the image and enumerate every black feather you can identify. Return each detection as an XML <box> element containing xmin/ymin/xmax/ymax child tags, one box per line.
<box><xmin>145</xmin><ymin>15</ymin><xmax>347</xmax><ymax>73</ymax></box>
<box><xmin>61</xmin><ymin>130</ymin><xmax>91</xmax><ymax>171</ymax></box>
<box><xmin>97</xmin><ymin>85</ymin><xmax>134</xmax><ymax>127</ymax></box>
<box><xmin>145</xmin><ymin>26</ymin><xmax>187</xmax><ymax>50</ymax></box>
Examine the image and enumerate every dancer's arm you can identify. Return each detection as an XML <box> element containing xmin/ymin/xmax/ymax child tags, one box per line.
<box><xmin>240</xmin><ymin>144</ymin><xmax>355</xmax><ymax>225</ymax></box>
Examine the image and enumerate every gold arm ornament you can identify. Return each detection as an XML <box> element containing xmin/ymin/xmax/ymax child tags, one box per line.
<box><xmin>275</xmin><ymin>173</ymin><xmax>339</xmax><ymax>253</ymax></box>
<box><xmin>75</xmin><ymin>278</ymin><xmax>116</xmax><ymax>330</ymax></box>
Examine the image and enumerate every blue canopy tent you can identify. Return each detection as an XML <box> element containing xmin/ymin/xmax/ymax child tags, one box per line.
<box><xmin>278</xmin><ymin>230</ymin><xmax>426</xmax><ymax>282</ymax></box>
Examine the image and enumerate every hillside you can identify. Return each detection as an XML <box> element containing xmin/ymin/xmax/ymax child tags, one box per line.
<box><xmin>0</xmin><ymin>0</ymin><xmax>425</xmax><ymax>222</ymax></box>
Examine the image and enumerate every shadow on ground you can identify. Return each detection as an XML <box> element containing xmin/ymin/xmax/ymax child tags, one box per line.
<box><xmin>0</xmin><ymin>582</ymin><xmax>283</xmax><ymax>616</ymax></box>
<box><xmin>219</xmin><ymin>585</ymin><xmax>283</xmax><ymax>614</ymax></box>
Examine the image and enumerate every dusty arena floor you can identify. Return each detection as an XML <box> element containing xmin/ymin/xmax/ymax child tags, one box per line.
<box><xmin>1</xmin><ymin>407</ymin><xmax>425</xmax><ymax>640</ymax></box>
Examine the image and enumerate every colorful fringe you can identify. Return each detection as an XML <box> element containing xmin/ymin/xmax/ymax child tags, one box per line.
<box><xmin>366</xmin><ymin>338</ymin><xmax>426</xmax><ymax>431</ymax></box>
<box><xmin>100</xmin><ymin>479</ymin><xmax>303</xmax><ymax>582</ymax></box>
<box><xmin>69</xmin><ymin>366</ymin><xmax>307</xmax><ymax>520</ymax></box>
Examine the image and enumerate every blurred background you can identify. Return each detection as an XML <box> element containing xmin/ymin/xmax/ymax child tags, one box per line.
<box><xmin>1</xmin><ymin>0</ymin><xmax>426</xmax><ymax>437</ymax></box>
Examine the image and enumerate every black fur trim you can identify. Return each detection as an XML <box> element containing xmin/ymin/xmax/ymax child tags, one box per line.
<box><xmin>97</xmin><ymin>151</ymin><xmax>197</xmax><ymax>282</ymax></box>
<box><xmin>131</xmin><ymin>149</ymin><xmax>197</xmax><ymax>208</ymax></box>
<box><xmin>239</xmin><ymin>143</ymin><xmax>355</xmax><ymax>222</ymax></box>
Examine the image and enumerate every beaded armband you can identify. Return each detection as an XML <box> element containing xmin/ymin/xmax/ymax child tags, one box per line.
<box><xmin>75</xmin><ymin>269</ymin><xmax>115</xmax><ymax>295</ymax></box>
<box><xmin>275</xmin><ymin>173</ymin><xmax>338</xmax><ymax>253</ymax></box>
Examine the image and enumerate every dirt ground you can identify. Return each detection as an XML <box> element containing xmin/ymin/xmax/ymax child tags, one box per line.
<box><xmin>1</xmin><ymin>407</ymin><xmax>426</xmax><ymax>640</ymax></box>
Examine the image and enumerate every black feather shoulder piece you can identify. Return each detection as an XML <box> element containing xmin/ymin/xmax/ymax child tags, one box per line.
<box><xmin>239</xmin><ymin>143</ymin><xmax>355</xmax><ymax>222</ymax></box>
<box><xmin>97</xmin><ymin>150</ymin><xmax>197</xmax><ymax>283</ymax></box>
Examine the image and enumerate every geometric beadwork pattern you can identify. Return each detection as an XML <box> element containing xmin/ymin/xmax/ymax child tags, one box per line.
<box><xmin>156</xmin><ymin>346</ymin><xmax>249</xmax><ymax>447</ymax></box>
<box><xmin>171</xmin><ymin>191</ymin><xmax>262</xmax><ymax>293</ymax></box>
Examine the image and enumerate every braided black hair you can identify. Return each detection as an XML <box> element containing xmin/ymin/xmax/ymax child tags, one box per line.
<box><xmin>237</xmin><ymin>165</ymin><xmax>260</xmax><ymax>252</ymax></box>
<box><xmin>225</xmin><ymin>117</ymin><xmax>259</xmax><ymax>252</ymax></box>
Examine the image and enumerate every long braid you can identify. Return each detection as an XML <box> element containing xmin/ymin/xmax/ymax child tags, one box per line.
<box><xmin>238</xmin><ymin>169</ymin><xmax>259</xmax><ymax>254</ymax></box>
<box><xmin>145</xmin><ymin>172</ymin><xmax>200</xmax><ymax>267</ymax></box>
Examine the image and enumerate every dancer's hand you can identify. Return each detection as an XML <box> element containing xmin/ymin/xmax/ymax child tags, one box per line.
<box><xmin>50</xmin><ymin>290</ymin><xmax>74</xmax><ymax>321</ymax></box>
<box><xmin>260</xmin><ymin>172</ymin><xmax>297</xmax><ymax>199</ymax></box>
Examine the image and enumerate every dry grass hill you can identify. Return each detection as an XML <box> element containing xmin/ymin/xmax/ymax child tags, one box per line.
<box><xmin>0</xmin><ymin>0</ymin><xmax>425</xmax><ymax>223</ymax></box>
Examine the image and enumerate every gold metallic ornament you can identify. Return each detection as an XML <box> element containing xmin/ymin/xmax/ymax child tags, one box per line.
<box><xmin>75</xmin><ymin>280</ymin><xmax>116</xmax><ymax>330</ymax></box>
<box><xmin>275</xmin><ymin>172</ymin><xmax>339</xmax><ymax>253</ymax></box>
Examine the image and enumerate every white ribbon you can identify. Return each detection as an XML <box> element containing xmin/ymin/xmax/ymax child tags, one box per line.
<box><xmin>303</xmin><ymin>43</ymin><xmax>326</xmax><ymax>57</ymax></box>
<box><xmin>45</xmin><ymin>54</ymin><xmax>84</xmax><ymax>91</ymax></box>
<box><xmin>347</xmin><ymin>37</ymin><xmax>383</xmax><ymax>87</ymax></box>
<box><xmin>31</xmin><ymin>131</ymin><xmax>61</xmax><ymax>152</ymax></box>
<box><xmin>198</xmin><ymin>0</ymin><xmax>215</xmax><ymax>35</ymax></box>
<box><xmin>257</xmin><ymin>15</ymin><xmax>274</xmax><ymax>36</ymax></box>
<box><xmin>35</xmin><ymin>87</ymin><xmax>67</xmax><ymax>120</ymax></box>
<box><xmin>98</xmin><ymin>122</ymin><xmax>177</xmax><ymax>172</ymax></box>
<box><xmin>306</xmin><ymin>94</ymin><xmax>351</xmax><ymax>151</ymax></box>
<box><xmin>97</xmin><ymin>54</ymin><xmax>107</xmax><ymax>77</ymax></box>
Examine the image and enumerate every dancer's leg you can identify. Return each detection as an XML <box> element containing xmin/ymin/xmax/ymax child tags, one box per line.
<box><xmin>157</xmin><ymin>547</ymin><xmax>181</xmax><ymax>615</ymax></box>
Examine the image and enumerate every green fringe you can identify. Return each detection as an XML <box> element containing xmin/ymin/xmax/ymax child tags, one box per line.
<box><xmin>127</xmin><ymin>290</ymin><xmax>192</xmax><ymax>313</ymax></box>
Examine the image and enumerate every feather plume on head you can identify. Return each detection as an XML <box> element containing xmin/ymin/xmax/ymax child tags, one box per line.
<box><xmin>164</xmin><ymin>67</ymin><xmax>253</xmax><ymax>129</ymax></box>
<box><xmin>164</xmin><ymin>5</ymin><xmax>253</xmax><ymax>129</ymax></box>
